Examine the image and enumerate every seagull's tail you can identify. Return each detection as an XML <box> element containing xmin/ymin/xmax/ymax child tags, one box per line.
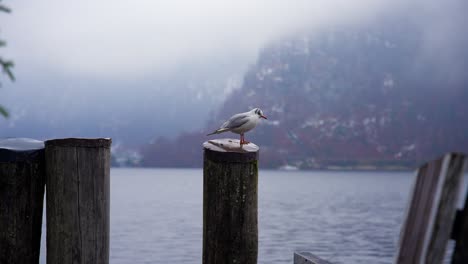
<box><xmin>206</xmin><ymin>128</ymin><xmax>229</xmax><ymax>136</ymax></box>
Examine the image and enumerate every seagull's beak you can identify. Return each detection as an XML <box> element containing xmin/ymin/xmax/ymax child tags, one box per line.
<box><xmin>260</xmin><ymin>115</ymin><xmax>267</xmax><ymax>119</ymax></box>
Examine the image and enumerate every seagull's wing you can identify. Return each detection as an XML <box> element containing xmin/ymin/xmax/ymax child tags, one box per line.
<box><xmin>222</xmin><ymin>113</ymin><xmax>250</xmax><ymax>129</ymax></box>
<box><xmin>207</xmin><ymin>112</ymin><xmax>250</xmax><ymax>136</ymax></box>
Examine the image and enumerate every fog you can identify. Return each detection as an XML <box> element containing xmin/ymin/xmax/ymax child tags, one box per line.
<box><xmin>3</xmin><ymin>0</ymin><xmax>396</xmax><ymax>77</ymax></box>
<box><xmin>0</xmin><ymin>0</ymin><xmax>465</xmax><ymax>145</ymax></box>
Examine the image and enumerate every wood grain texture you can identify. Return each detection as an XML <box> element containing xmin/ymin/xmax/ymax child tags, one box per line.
<box><xmin>203</xmin><ymin>140</ymin><xmax>258</xmax><ymax>264</ymax></box>
<box><xmin>425</xmin><ymin>154</ymin><xmax>466</xmax><ymax>263</ymax></box>
<box><xmin>395</xmin><ymin>158</ymin><xmax>442</xmax><ymax>264</ymax></box>
<box><xmin>0</xmin><ymin>139</ymin><xmax>45</xmax><ymax>264</ymax></box>
<box><xmin>395</xmin><ymin>153</ymin><xmax>466</xmax><ymax>264</ymax></box>
<box><xmin>45</xmin><ymin>138</ymin><xmax>111</xmax><ymax>264</ymax></box>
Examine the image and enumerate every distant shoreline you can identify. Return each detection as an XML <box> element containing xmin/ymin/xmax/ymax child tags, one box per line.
<box><xmin>111</xmin><ymin>165</ymin><xmax>416</xmax><ymax>172</ymax></box>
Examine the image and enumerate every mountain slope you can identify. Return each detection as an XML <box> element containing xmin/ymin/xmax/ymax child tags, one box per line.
<box><xmin>142</xmin><ymin>11</ymin><xmax>468</xmax><ymax>169</ymax></box>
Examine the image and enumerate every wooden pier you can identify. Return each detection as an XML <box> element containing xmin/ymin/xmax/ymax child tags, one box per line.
<box><xmin>0</xmin><ymin>138</ymin><xmax>111</xmax><ymax>264</ymax></box>
<box><xmin>1</xmin><ymin>136</ymin><xmax>467</xmax><ymax>264</ymax></box>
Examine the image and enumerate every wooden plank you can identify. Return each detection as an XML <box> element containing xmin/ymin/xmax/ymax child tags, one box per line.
<box><xmin>425</xmin><ymin>154</ymin><xmax>467</xmax><ymax>263</ymax></box>
<box><xmin>294</xmin><ymin>252</ymin><xmax>333</xmax><ymax>264</ymax></box>
<box><xmin>395</xmin><ymin>153</ymin><xmax>466</xmax><ymax>264</ymax></box>
<box><xmin>0</xmin><ymin>138</ymin><xmax>45</xmax><ymax>264</ymax></box>
<box><xmin>203</xmin><ymin>139</ymin><xmax>259</xmax><ymax>264</ymax></box>
<box><xmin>395</xmin><ymin>158</ymin><xmax>442</xmax><ymax>264</ymax></box>
<box><xmin>45</xmin><ymin>138</ymin><xmax>111</xmax><ymax>264</ymax></box>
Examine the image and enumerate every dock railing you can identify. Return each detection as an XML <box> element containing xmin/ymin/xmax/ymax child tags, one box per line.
<box><xmin>395</xmin><ymin>153</ymin><xmax>467</xmax><ymax>264</ymax></box>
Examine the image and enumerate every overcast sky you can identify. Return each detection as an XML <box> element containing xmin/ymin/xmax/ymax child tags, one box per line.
<box><xmin>1</xmin><ymin>0</ymin><xmax>399</xmax><ymax>79</ymax></box>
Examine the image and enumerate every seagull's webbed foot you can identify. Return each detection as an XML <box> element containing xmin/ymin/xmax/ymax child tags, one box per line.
<box><xmin>239</xmin><ymin>134</ymin><xmax>249</xmax><ymax>146</ymax></box>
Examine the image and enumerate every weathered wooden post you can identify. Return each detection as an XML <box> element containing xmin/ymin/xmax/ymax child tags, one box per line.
<box><xmin>0</xmin><ymin>138</ymin><xmax>45</xmax><ymax>264</ymax></box>
<box><xmin>203</xmin><ymin>139</ymin><xmax>259</xmax><ymax>264</ymax></box>
<box><xmin>45</xmin><ymin>138</ymin><xmax>111</xmax><ymax>264</ymax></box>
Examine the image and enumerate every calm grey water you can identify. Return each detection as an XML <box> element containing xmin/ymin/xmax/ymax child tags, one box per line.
<box><xmin>38</xmin><ymin>168</ymin><xmax>463</xmax><ymax>263</ymax></box>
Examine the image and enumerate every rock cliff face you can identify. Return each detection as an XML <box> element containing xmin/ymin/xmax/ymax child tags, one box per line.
<box><xmin>142</xmin><ymin>14</ymin><xmax>468</xmax><ymax>169</ymax></box>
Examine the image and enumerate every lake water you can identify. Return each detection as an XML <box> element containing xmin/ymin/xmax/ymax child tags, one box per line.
<box><xmin>39</xmin><ymin>168</ymin><xmax>464</xmax><ymax>263</ymax></box>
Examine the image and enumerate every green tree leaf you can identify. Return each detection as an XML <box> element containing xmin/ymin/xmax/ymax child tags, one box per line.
<box><xmin>0</xmin><ymin>105</ymin><xmax>8</xmax><ymax>118</ymax></box>
<box><xmin>0</xmin><ymin>1</ymin><xmax>13</xmax><ymax>119</ymax></box>
<box><xmin>0</xmin><ymin>59</ymin><xmax>14</xmax><ymax>81</ymax></box>
<box><xmin>0</xmin><ymin>2</ymin><xmax>11</xmax><ymax>13</ymax></box>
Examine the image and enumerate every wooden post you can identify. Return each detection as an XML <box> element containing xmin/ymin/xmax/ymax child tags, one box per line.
<box><xmin>0</xmin><ymin>138</ymin><xmax>45</xmax><ymax>264</ymax></box>
<box><xmin>45</xmin><ymin>138</ymin><xmax>111</xmax><ymax>264</ymax></box>
<box><xmin>203</xmin><ymin>139</ymin><xmax>259</xmax><ymax>264</ymax></box>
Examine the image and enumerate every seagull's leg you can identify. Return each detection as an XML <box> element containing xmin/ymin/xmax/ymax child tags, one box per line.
<box><xmin>240</xmin><ymin>133</ymin><xmax>244</xmax><ymax>145</ymax></box>
<box><xmin>243</xmin><ymin>136</ymin><xmax>250</xmax><ymax>145</ymax></box>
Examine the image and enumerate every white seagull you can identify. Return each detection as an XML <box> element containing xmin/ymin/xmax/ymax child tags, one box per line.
<box><xmin>207</xmin><ymin>108</ymin><xmax>267</xmax><ymax>145</ymax></box>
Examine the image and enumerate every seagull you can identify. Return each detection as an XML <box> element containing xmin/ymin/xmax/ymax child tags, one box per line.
<box><xmin>207</xmin><ymin>108</ymin><xmax>267</xmax><ymax>145</ymax></box>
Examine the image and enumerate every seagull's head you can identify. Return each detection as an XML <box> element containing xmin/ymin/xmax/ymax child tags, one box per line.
<box><xmin>252</xmin><ymin>108</ymin><xmax>267</xmax><ymax>119</ymax></box>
